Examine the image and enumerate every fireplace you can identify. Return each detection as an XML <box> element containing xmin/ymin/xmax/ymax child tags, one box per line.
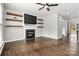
<box><xmin>26</xmin><ymin>29</ymin><xmax>35</xmax><ymax>40</ymax></box>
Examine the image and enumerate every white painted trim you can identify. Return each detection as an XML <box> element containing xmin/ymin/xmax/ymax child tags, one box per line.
<box><xmin>4</xmin><ymin>38</ymin><xmax>25</xmax><ymax>43</ymax></box>
<box><xmin>42</xmin><ymin>35</ymin><xmax>62</xmax><ymax>40</ymax></box>
<box><xmin>42</xmin><ymin>35</ymin><xmax>57</xmax><ymax>39</ymax></box>
<box><xmin>0</xmin><ymin>41</ymin><xmax>5</xmax><ymax>55</ymax></box>
<box><xmin>4</xmin><ymin>36</ymin><xmax>42</xmax><ymax>43</ymax></box>
<box><xmin>57</xmin><ymin>36</ymin><xmax>62</xmax><ymax>40</ymax></box>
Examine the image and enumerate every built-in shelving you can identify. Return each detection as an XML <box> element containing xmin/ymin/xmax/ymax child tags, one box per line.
<box><xmin>7</xmin><ymin>12</ymin><xmax>23</xmax><ymax>17</ymax></box>
<box><xmin>37</xmin><ymin>19</ymin><xmax>44</xmax><ymax>28</ymax></box>
<box><xmin>6</xmin><ymin>12</ymin><xmax>23</xmax><ymax>27</ymax></box>
<box><xmin>6</xmin><ymin>18</ymin><xmax>23</xmax><ymax>22</ymax></box>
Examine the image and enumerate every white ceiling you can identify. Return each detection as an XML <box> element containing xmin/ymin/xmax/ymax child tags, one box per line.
<box><xmin>4</xmin><ymin>3</ymin><xmax>79</xmax><ymax>19</ymax></box>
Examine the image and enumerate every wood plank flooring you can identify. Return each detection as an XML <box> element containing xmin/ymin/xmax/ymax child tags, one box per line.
<box><xmin>1</xmin><ymin>37</ymin><xmax>79</xmax><ymax>56</ymax></box>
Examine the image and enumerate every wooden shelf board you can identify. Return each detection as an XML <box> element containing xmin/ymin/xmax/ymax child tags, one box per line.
<box><xmin>37</xmin><ymin>26</ymin><xmax>44</xmax><ymax>28</ymax></box>
<box><xmin>38</xmin><ymin>19</ymin><xmax>43</xmax><ymax>21</ymax></box>
<box><xmin>6</xmin><ymin>18</ymin><xmax>23</xmax><ymax>22</ymax></box>
<box><xmin>5</xmin><ymin>25</ymin><xmax>23</xmax><ymax>27</ymax></box>
<box><xmin>37</xmin><ymin>23</ymin><xmax>43</xmax><ymax>24</ymax></box>
<box><xmin>7</xmin><ymin>12</ymin><xmax>23</xmax><ymax>17</ymax></box>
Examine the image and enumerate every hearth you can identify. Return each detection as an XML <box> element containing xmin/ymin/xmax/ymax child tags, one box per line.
<box><xmin>26</xmin><ymin>29</ymin><xmax>35</xmax><ymax>40</ymax></box>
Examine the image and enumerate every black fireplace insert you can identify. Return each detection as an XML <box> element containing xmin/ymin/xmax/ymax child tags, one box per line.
<box><xmin>26</xmin><ymin>29</ymin><xmax>35</xmax><ymax>40</ymax></box>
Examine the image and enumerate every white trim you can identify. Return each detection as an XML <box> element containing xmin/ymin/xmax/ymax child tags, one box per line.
<box><xmin>4</xmin><ymin>36</ymin><xmax>43</xmax><ymax>43</ymax></box>
<box><xmin>4</xmin><ymin>38</ymin><xmax>25</xmax><ymax>43</ymax></box>
<box><xmin>4</xmin><ymin>36</ymin><xmax>42</xmax><ymax>43</ymax></box>
<box><xmin>42</xmin><ymin>35</ymin><xmax>62</xmax><ymax>40</ymax></box>
<box><xmin>42</xmin><ymin>35</ymin><xmax>58</xmax><ymax>39</ymax></box>
<box><xmin>57</xmin><ymin>36</ymin><xmax>62</xmax><ymax>40</ymax></box>
<box><xmin>0</xmin><ymin>41</ymin><xmax>5</xmax><ymax>55</ymax></box>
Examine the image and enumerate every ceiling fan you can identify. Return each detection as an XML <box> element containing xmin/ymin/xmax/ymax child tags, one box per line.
<box><xmin>36</xmin><ymin>3</ymin><xmax>58</xmax><ymax>11</ymax></box>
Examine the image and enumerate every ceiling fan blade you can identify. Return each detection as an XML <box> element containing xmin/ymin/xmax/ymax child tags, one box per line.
<box><xmin>36</xmin><ymin>3</ymin><xmax>45</xmax><ymax>6</ymax></box>
<box><xmin>47</xmin><ymin>8</ymin><xmax>50</xmax><ymax>11</ymax></box>
<box><xmin>47</xmin><ymin>4</ymin><xmax>58</xmax><ymax>6</ymax></box>
<box><xmin>38</xmin><ymin>6</ymin><xmax>45</xmax><ymax>10</ymax></box>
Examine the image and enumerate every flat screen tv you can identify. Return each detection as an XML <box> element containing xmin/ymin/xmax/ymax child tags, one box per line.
<box><xmin>24</xmin><ymin>14</ymin><xmax>37</xmax><ymax>24</ymax></box>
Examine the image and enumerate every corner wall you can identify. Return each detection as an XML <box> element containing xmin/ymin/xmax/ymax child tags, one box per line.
<box><xmin>43</xmin><ymin>13</ymin><xmax>67</xmax><ymax>39</ymax></box>
<box><xmin>43</xmin><ymin>13</ymin><xmax>58</xmax><ymax>39</ymax></box>
<box><xmin>57</xmin><ymin>14</ymin><xmax>67</xmax><ymax>38</ymax></box>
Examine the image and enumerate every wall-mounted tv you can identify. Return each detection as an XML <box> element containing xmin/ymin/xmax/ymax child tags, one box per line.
<box><xmin>24</xmin><ymin>14</ymin><xmax>37</xmax><ymax>24</ymax></box>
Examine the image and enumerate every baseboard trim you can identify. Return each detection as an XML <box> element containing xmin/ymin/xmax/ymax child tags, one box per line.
<box><xmin>42</xmin><ymin>35</ymin><xmax>62</xmax><ymax>40</ymax></box>
<box><xmin>4</xmin><ymin>38</ymin><xmax>25</xmax><ymax>43</ymax></box>
<box><xmin>42</xmin><ymin>35</ymin><xmax>57</xmax><ymax>39</ymax></box>
<box><xmin>4</xmin><ymin>36</ymin><xmax>41</xmax><ymax>43</ymax></box>
<box><xmin>4</xmin><ymin>36</ymin><xmax>63</xmax><ymax>43</ymax></box>
<box><xmin>42</xmin><ymin>36</ymin><xmax>62</xmax><ymax>40</ymax></box>
<box><xmin>0</xmin><ymin>41</ymin><xmax>5</xmax><ymax>55</ymax></box>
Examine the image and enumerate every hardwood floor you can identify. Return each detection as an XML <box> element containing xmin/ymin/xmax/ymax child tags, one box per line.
<box><xmin>1</xmin><ymin>36</ymin><xmax>79</xmax><ymax>56</ymax></box>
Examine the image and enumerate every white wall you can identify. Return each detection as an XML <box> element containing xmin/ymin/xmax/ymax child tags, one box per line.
<box><xmin>43</xmin><ymin>12</ymin><xmax>67</xmax><ymax>39</ymax></box>
<box><xmin>62</xmin><ymin>17</ymin><xmax>67</xmax><ymax>36</ymax></box>
<box><xmin>0</xmin><ymin>4</ymin><xmax>3</xmax><ymax>44</ymax></box>
<box><xmin>36</xmin><ymin>16</ymin><xmax>44</xmax><ymax>37</ymax></box>
<box><xmin>70</xmin><ymin>17</ymin><xmax>79</xmax><ymax>24</ymax></box>
<box><xmin>57</xmin><ymin>14</ymin><xmax>67</xmax><ymax>38</ymax></box>
<box><xmin>43</xmin><ymin>13</ymin><xmax>58</xmax><ymax>39</ymax></box>
<box><xmin>4</xmin><ymin>10</ymin><xmax>25</xmax><ymax>42</ymax></box>
<box><xmin>0</xmin><ymin>25</ymin><xmax>2</xmax><ymax>44</ymax></box>
<box><xmin>0</xmin><ymin>4</ymin><xmax>5</xmax><ymax>54</ymax></box>
<box><xmin>57</xmin><ymin>14</ymin><xmax>63</xmax><ymax>38</ymax></box>
<box><xmin>67</xmin><ymin>19</ymin><xmax>71</xmax><ymax>34</ymax></box>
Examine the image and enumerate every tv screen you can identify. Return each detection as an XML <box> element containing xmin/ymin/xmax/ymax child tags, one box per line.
<box><xmin>24</xmin><ymin>14</ymin><xmax>37</xmax><ymax>24</ymax></box>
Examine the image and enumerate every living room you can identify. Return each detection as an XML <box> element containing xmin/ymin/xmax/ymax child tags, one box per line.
<box><xmin>0</xmin><ymin>3</ymin><xmax>79</xmax><ymax>56</ymax></box>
